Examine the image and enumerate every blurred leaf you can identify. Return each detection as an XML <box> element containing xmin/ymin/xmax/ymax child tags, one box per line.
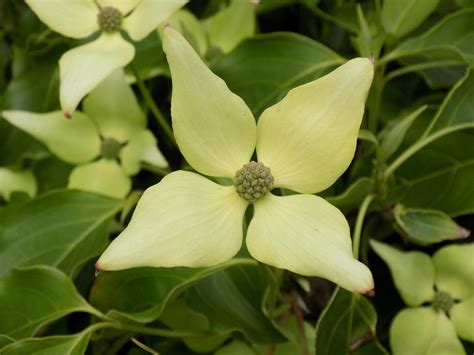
<box><xmin>187</xmin><ymin>264</ymin><xmax>286</xmax><ymax>343</ymax></box>
<box><xmin>394</xmin><ymin>204</ymin><xmax>470</xmax><ymax>245</ymax></box>
<box><xmin>326</xmin><ymin>178</ymin><xmax>374</xmax><ymax>213</ymax></box>
<box><xmin>315</xmin><ymin>288</ymin><xmax>387</xmax><ymax>355</ymax></box>
<box><xmin>90</xmin><ymin>259</ymin><xmax>256</xmax><ymax>323</ymax></box>
<box><xmin>379</xmin><ymin>105</ymin><xmax>427</xmax><ymax>161</ymax></box>
<box><xmin>1</xmin><ymin>331</ymin><xmax>91</xmax><ymax>355</ymax></box>
<box><xmin>0</xmin><ymin>266</ymin><xmax>99</xmax><ymax>340</ymax></box>
<box><xmin>212</xmin><ymin>32</ymin><xmax>344</xmax><ymax>116</ymax></box>
<box><xmin>0</xmin><ymin>190</ymin><xmax>123</xmax><ymax>278</ymax></box>
<box><xmin>0</xmin><ymin>335</ymin><xmax>14</xmax><ymax>348</ymax></box>
<box><xmin>370</xmin><ymin>240</ymin><xmax>435</xmax><ymax>306</ymax></box>
<box><xmin>216</xmin><ymin>340</ymin><xmax>256</xmax><ymax>355</ymax></box>
<box><xmin>382</xmin><ymin>0</ymin><xmax>439</xmax><ymax>38</ymax></box>
<box><xmin>386</xmin><ymin>9</ymin><xmax>474</xmax><ymax>66</ymax></box>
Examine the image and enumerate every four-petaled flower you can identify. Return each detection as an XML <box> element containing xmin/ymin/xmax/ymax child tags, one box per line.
<box><xmin>2</xmin><ymin>70</ymin><xmax>168</xmax><ymax>199</ymax></box>
<box><xmin>26</xmin><ymin>0</ymin><xmax>187</xmax><ymax>116</ymax></box>
<box><xmin>371</xmin><ymin>241</ymin><xmax>474</xmax><ymax>355</ymax></box>
<box><xmin>97</xmin><ymin>28</ymin><xmax>375</xmax><ymax>294</ymax></box>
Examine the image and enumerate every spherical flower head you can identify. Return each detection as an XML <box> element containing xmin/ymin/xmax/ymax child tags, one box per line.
<box><xmin>432</xmin><ymin>290</ymin><xmax>455</xmax><ymax>313</ymax></box>
<box><xmin>101</xmin><ymin>137</ymin><xmax>122</xmax><ymax>160</ymax></box>
<box><xmin>97</xmin><ymin>6</ymin><xmax>123</xmax><ymax>33</ymax></box>
<box><xmin>234</xmin><ymin>161</ymin><xmax>274</xmax><ymax>203</ymax></box>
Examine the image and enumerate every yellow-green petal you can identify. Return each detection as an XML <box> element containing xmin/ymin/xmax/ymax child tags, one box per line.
<box><xmin>96</xmin><ymin>171</ymin><xmax>247</xmax><ymax>270</ymax></box>
<box><xmin>59</xmin><ymin>33</ymin><xmax>135</xmax><ymax>116</ymax></box>
<box><xmin>207</xmin><ymin>0</ymin><xmax>257</xmax><ymax>54</ymax></box>
<box><xmin>370</xmin><ymin>240</ymin><xmax>435</xmax><ymax>307</ymax></box>
<box><xmin>26</xmin><ymin>0</ymin><xmax>99</xmax><ymax>39</ymax></box>
<box><xmin>2</xmin><ymin>110</ymin><xmax>100</xmax><ymax>164</ymax></box>
<box><xmin>390</xmin><ymin>307</ymin><xmax>465</xmax><ymax>355</ymax></box>
<box><xmin>450</xmin><ymin>298</ymin><xmax>474</xmax><ymax>341</ymax></box>
<box><xmin>163</xmin><ymin>27</ymin><xmax>257</xmax><ymax>178</ymax></box>
<box><xmin>68</xmin><ymin>159</ymin><xmax>131</xmax><ymax>199</ymax></box>
<box><xmin>0</xmin><ymin>168</ymin><xmax>37</xmax><ymax>201</ymax></box>
<box><xmin>123</xmin><ymin>0</ymin><xmax>187</xmax><ymax>41</ymax></box>
<box><xmin>97</xmin><ymin>0</ymin><xmax>140</xmax><ymax>14</ymax></box>
<box><xmin>120</xmin><ymin>130</ymin><xmax>168</xmax><ymax>176</ymax></box>
<box><xmin>247</xmin><ymin>193</ymin><xmax>374</xmax><ymax>294</ymax></box>
<box><xmin>256</xmin><ymin>58</ymin><xmax>374</xmax><ymax>194</ymax></box>
<box><xmin>83</xmin><ymin>69</ymin><xmax>145</xmax><ymax>142</ymax></box>
<box><xmin>433</xmin><ymin>243</ymin><xmax>474</xmax><ymax>299</ymax></box>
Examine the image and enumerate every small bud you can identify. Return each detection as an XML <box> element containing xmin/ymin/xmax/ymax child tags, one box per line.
<box><xmin>97</xmin><ymin>6</ymin><xmax>122</xmax><ymax>33</ymax></box>
<box><xmin>101</xmin><ymin>137</ymin><xmax>122</xmax><ymax>160</ymax></box>
<box><xmin>233</xmin><ymin>161</ymin><xmax>274</xmax><ymax>203</ymax></box>
<box><xmin>432</xmin><ymin>290</ymin><xmax>454</xmax><ymax>314</ymax></box>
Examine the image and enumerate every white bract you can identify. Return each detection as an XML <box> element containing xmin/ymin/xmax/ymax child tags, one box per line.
<box><xmin>2</xmin><ymin>70</ymin><xmax>168</xmax><ymax>199</ymax></box>
<box><xmin>0</xmin><ymin>168</ymin><xmax>37</xmax><ymax>201</ymax></box>
<box><xmin>371</xmin><ymin>241</ymin><xmax>474</xmax><ymax>354</ymax></box>
<box><xmin>26</xmin><ymin>0</ymin><xmax>187</xmax><ymax>116</ymax></box>
<box><xmin>97</xmin><ymin>28</ymin><xmax>375</xmax><ymax>294</ymax></box>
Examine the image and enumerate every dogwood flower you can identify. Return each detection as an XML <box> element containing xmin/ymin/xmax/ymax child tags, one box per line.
<box><xmin>2</xmin><ymin>69</ymin><xmax>167</xmax><ymax>199</ymax></box>
<box><xmin>0</xmin><ymin>168</ymin><xmax>37</xmax><ymax>201</ymax></box>
<box><xmin>26</xmin><ymin>0</ymin><xmax>186</xmax><ymax>117</ymax></box>
<box><xmin>371</xmin><ymin>241</ymin><xmax>474</xmax><ymax>355</ymax></box>
<box><xmin>97</xmin><ymin>28</ymin><xmax>374</xmax><ymax>294</ymax></box>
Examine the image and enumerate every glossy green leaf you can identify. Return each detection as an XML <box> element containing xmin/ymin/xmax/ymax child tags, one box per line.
<box><xmin>0</xmin><ymin>266</ymin><xmax>100</xmax><ymax>340</ymax></box>
<box><xmin>0</xmin><ymin>190</ymin><xmax>123</xmax><ymax>278</ymax></box>
<box><xmin>90</xmin><ymin>258</ymin><xmax>256</xmax><ymax>323</ymax></box>
<box><xmin>370</xmin><ymin>240</ymin><xmax>435</xmax><ymax>306</ymax></box>
<box><xmin>1</xmin><ymin>331</ymin><xmax>91</xmax><ymax>355</ymax></box>
<box><xmin>212</xmin><ymin>32</ymin><xmax>344</xmax><ymax>116</ymax></box>
<box><xmin>382</xmin><ymin>0</ymin><xmax>439</xmax><ymax>38</ymax></box>
<box><xmin>326</xmin><ymin>177</ymin><xmax>374</xmax><ymax>214</ymax></box>
<box><xmin>315</xmin><ymin>287</ymin><xmax>387</xmax><ymax>355</ymax></box>
<box><xmin>386</xmin><ymin>9</ymin><xmax>474</xmax><ymax>65</ymax></box>
<box><xmin>394</xmin><ymin>204</ymin><xmax>470</xmax><ymax>245</ymax></box>
<box><xmin>187</xmin><ymin>264</ymin><xmax>286</xmax><ymax>343</ymax></box>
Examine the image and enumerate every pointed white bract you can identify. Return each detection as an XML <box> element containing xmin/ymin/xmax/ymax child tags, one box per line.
<box><xmin>97</xmin><ymin>28</ymin><xmax>375</xmax><ymax>294</ymax></box>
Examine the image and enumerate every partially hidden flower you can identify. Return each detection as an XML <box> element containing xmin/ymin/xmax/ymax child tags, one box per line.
<box><xmin>371</xmin><ymin>241</ymin><xmax>474</xmax><ymax>355</ymax></box>
<box><xmin>26</xmin><ymin>0</ymin><xmax>187</xmax><ymax>116</ymax></box>
<box><xmin>2</xmin><ymin>69</ymin><xmax>168</xmax><ymax>199</ymax></box>
<box><xmin>97</xmin><ymin>28</ymin><xmax>374</xmax><ymax>294</ymax></box>
<box><xmin>0</xmin><ymin>167</ymin><xmax>37</xmax><ymax>201</ymax></box>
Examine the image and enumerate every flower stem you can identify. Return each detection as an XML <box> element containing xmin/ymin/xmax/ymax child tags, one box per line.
<box><xmin>131</xmin><ymin>64</ymin><xmax>176</xmax><ymax>144</ymax></box>
<box><xmin>353</xmin><ymin>194</ymin><xmax>375</xmax><ymax>259</ymax></box>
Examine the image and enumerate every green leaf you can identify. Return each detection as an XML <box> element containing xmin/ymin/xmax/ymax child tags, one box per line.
<box><xmin>390</xmin><ymin>307</ymin><xmax>465</xmax><ymax>355</ymax></box>
<box><xmin>187</xmin><ymin>264</ymin><xmax>286</xmax><ymax>343</ymax></box>
<box><xmin>0</xmin><ymin>190</ymin><xmax>123</xmax><ymax>278</ymax></box>
<box><xmin>1</xmin><ymin>331</ymin><xmax>91</xmax><ymax>355</ymax></box>
<box><xmin>382</xmin><ymin>0</ymin><xmax>439</xmax><ymax>38</ymax></box>
<box><xmin>394</xmin><ymin>204</ymin><xmax>470</xmax><ymax>245</ymax></box>
<box><xmin>315</xmin><ymin>288</ymin><xmax>387</xmax><ymax>355</ymax></box>
<box><xmin>379</xmin><ymin>105</ymin><xmax>427</xmax><ymax>161</ymax></box>
<box><xmin>212</xmin><ymin>32</ymin><xmax>344</xmax><ymax>116</ymax></box>
<box><xmin>90</xmin><ymin>258</ymin><xmax>256</xmax><ymax>323</ymax></box>
<box><xmin>370</xmin><ymin>240</ymin><xmax>435</xmax><ymax>306</ymax></box>
<box><xmin>386</xmin><ymin>9</ymin><xmax>474</xmax><ymax>65</ymax></box>
<box><xmin>326</xmin><ymin>177</ymin><xmax>374</xmax><ymax>213</ymax></box>
<box><xmin>0</xmin><ymin>266</ymin><xmax>100</xmax><ymax>340</ymax></box>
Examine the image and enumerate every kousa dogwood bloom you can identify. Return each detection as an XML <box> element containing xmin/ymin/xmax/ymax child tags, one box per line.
<box><xmin>371</xmin><ymin>241</ymin><xmax>474</xmax><ymax>355</ymax></box>
<box><xmin>2</xmin><ymin>70</ymin><xmax>167</xmax><ymax>199</ymax></box>
<box><xmin>0</xmin><ymin>168</ymin><xmax>37</xmax><ymax>201</ymax></box>
<box><xmin>26</xmin><ymin>0</ymin><xmax>186</xmax><ymax>116</ymax></box>
<box><xmin>97</xmin><ymin>28</ymin><xmax>375</xmax><ymax>294</ymax></box>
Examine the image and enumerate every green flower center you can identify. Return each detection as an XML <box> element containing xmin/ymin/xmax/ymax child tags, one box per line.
<box><xmin>234</xmin><ymin>161</ymin><xmax>274</xmax><ymax>203</ymax></box>
<box><xmin>97</xmin><ymin>6</ymin><xmax>122</xmax><ymax>32</ymax></box>
<box><xmin>432</xmin><ymin>290</ymin><xmax>454</xmax><ymax>313</ymax></box>
<box><xmin>101</xmin><ymin>138</ymin><xmax>122</xmax><ymax>160</ymax></box>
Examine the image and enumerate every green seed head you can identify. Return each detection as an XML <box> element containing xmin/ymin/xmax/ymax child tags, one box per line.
<box><xmin>234</xmin><ymin>161</ymin><xmax>274</xmax><ymax>203</ymax></box>
<box><xmin>97</xmin><ymin>6</ymin><xmax>122</xmax><ymax>32</ymax></box>
<box><xmin>101</xmin><ymin>138</ymin><xmax>122</xmax><ymax>160</ymax></box>
<box><xmin>432</xmin><ymin>290</ymin><xmax>454</xmax><ymax>313</ymax></box>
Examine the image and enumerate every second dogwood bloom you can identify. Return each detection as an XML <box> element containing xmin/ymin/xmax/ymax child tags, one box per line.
<box><xmin>98</xmin><ymin>28</ymin><xmax>374</xmax><ymax>294</ymax></box>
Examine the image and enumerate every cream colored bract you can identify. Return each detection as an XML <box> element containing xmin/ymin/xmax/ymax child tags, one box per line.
<box><xmin>26</xmin><ymin>0</ymin><xmax>187</xmax><ymax>116</ymax></box>
<box><xmin>97</xmin><ymin>28</ymin><xmax>375</xmax><ymax>294</ymax></box>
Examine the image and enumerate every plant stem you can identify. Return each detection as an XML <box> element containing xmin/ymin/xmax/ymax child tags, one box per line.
<box><xmin>383</xmin><ymin>123</ymin><xmax>474</xmax><ymax>179</ymax></box>
<box><xmin>106</xmin><ymin>321</ymin><xmax>207</xmax><ymax>338</ymax></box>
<box><xmin>131</xmin><ymin>64</ymin><xmax>176</xmax><ymax>144</ymax></box>
<box><xmin>141</xmin><ymin>162</ymin><xmax>171</xmax><ymax>177</ymax></box>
<box><xmin>353</xmin><ymin>194</ymin><xmax>375</xmax><ymax>259</ymax></box>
